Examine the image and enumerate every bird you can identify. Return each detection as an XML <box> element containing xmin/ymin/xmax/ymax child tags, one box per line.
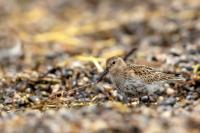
<box><xmin>105</xmin><ymin>56</ymin><xmax>184</xmax><ymax>102</ymax></box>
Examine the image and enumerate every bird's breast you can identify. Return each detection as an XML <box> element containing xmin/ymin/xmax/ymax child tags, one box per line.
<box><xmin>109</xmin><ymin>70</ymin><xmax>146</xmax><ymax>89</ymax></box>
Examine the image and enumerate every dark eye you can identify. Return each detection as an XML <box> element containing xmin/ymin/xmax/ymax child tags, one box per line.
<box><xmin>112</xmin><ymin>61</ymin><xmax>116</xmax><ymax>64</ymax></box>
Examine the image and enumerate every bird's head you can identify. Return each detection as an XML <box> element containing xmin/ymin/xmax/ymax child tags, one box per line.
<box><xmin>95</xmin><ymin>56</ymin><xmax>126</xmax><ymax>83</ymax></box>
<box><xmin>106</xmin><ymin>56</ymin><xmax>126</xmax><ymax>71</ymax></box>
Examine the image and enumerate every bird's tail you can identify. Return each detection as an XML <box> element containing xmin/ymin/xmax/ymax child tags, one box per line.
<box><xmin>166</xmin><ymin>75</ymin><xmax>186</xmax><ymax>83</ymax></box>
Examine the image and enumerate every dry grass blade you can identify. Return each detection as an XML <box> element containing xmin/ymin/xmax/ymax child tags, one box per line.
<box><xmin>67</xmin><ymin>82</ymin><xmax>95</xmax><ymax>94</ymax></box>
<box><xmin>123</xmin><ymin>47</ymin><xmax>138</xmax><ymax>61</ymax></box>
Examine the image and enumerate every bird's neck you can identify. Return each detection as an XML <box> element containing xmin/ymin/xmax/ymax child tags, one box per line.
<box><xmin>109</xmin><ymin>63</ymin><xmax>127</xmax><ymax>76</ymax></box>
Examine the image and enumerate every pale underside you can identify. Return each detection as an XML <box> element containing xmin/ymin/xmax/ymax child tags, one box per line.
<box><xmin>109</xmin><ymin>74</ymin><xmax>164</xmax><ymax>96</ymax></box>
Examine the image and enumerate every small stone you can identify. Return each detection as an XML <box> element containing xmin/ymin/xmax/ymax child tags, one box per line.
<box><xmin>166</xmin><ymin>56</ymin><xmax>180</xmax><ymax>65</ymax></box>
<box><xmin>161</xmin><ymin>111</ymin><xmax>172</xmax><ymax>118</ymax></box>
<box><xmin>179</xmin><ymin>63</ymin><xmax>193</xmax><ymax>71</ymax></box>
<box><xmin>61</xmin><ymin>68</ymin><xmax>73</xmax><ymax>78</ymax></box>
<box><xmin>140</xmin><ymin>96</ymin><xmax>149</xmax><ymax>103</ymax></box>
<box><xmin>25</xmin><ymin>110</ymin><xmax>42</xmax><ymax>118</ymax></box>
<box><xmin>51</xmin><ymin>84</ymin><xmax>60</xmax><ymax>94</ymax></box>
<box><xmin>4</xmin><ymin>97</ymin><xmax>13</xmax><ymax>104</ymax></box>
<box><xmin>59</xmin><ymin>109</ymin><xmax>75</xmax><ymax>121</ymax></box>
<box><xmin>35</xmin><ymin>83</ymin><xmax>51</xmax><ymax>91</ymax></box>
<box><xmin>5</xmin><ymin>88</ymin><xmax>16</xmax><ymax>97</ymax></box>
<box><xmin>41</xmin><ymin>91</ymin><xmax>49</xmax><ymax>97</ymax></box>
<box><xmin>169</xmin><ymin>48</ymin><xmax>182</xmax><ymax>56</ymax></box>
<box><xmin>92</xmin><ymin>119</ymin><xmax>108</xmax><ymax>132</ymax></box>
<box><xmin>186</xmin><ymin>93</ymin><xmax>199</xmax><ymax>100</ymax></box>
<box><xmin>28</xmin><ymin>96</ymin><xmax>40</xmax><ymax>103</ymax></box>
<box><xmin>166</xmin><ymin>88</ymin><xmax>175</xmax><ymax>95</ymax></box>
<box><xmin>67</xmin><ymin>89</ymin><xmax>76</xmax><ymax>96</ymax></box>
<box><xmin>17</xmin><ymin>99</ymin><xmax>27</xmax><ymax>107</ymax></box>
<box><xmin>25</xmin><ymin>88</ymin><xmax>32</xmax><ymax>93</ymax></box>
<box><xmin>15</xmin><ymin>81</ymin><xmax>27</xmax><ymax>92</ymax></box>
<box><xmin>149</xmin><ymin>95</ymin><xmax>158</xmax><ymax>102</ymax></box>
<box><xmin>196</xmin><ymin>87</ymin><xmax>200</xmax><ymax>93</ymax></box>
<box><xmin>161</xmin><ymin>97</ymin><xmax>176</xmax><ymax>106</ymax></box>
<box><xmin>186</xmin><ymin>87</ymin><xmax>195</xmax><ymax>92</ymax></box>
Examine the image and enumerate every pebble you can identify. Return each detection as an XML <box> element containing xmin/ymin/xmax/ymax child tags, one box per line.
<box><xmin>15</xmin><ymin>81</ymin><xmax>27</xmax><ymax>92</ymax></box>
<box><xmin>17</xmin><ymin>99</ymin><xmax>27</xmax><ymax>107</ymax></box>
<box><xmin>25</xmin><ymin>110</ymin><xmax>42</xmax><ymax>118</ymax></box>
<box><xmin>149</xmin><ymin>95</ymin><xmax>157</xmax><ymax>102</ymax></box>
<box><xmin>178</xmin><ymin>63</ymin><xmax>193</xmax><ymax>72</ymax></box>
<box><xmin>61</xmin><ymin>68</ymin><xmax>73</xmax><ymax>78</ymax></box>
<box><xmin>28</xmin><ymin>96</ymin><xmax>40</xmax><ymax>103</ymax></box>
<box><xmin>140</xmin><ymin>96</ymin><xmax>149</xmax><ymax>103</ymax></box>
<box><xmin>25</xmin><ymin>88</ymin><xmax>32</xmax><ymax>93</ymax></box>
<box><xmin>51</xmin><ymin>84</ymin><xmax>60</xmax><ymax>94</ymax></box>
<box><xmin>59</xmin><ymin>109</ymin><xmax>75</xmax><ymax>121</ymax></box>
<box><xmin>161</xmin><ymin>110</ymin><xmax>172</xmax><ymax>118</ymax></box>
<box><xmin>92</xmin><ymin>119</ymin><xmax>108</xmax><ymax>132</ymax></box>
<box><xmin>196</xmin><ymin>87</ymin><xmax>200</xmax><ymax>93</ymax></box>
<box><xmin>3</xmin><ymin>97</ymin><xmax>13</xmax><ymax>104</ymax></box>
<box><xmin>169</xmin><ymin>47</ymin><xmax>182</xmax><ymax>56</ymax></box>
<box><xmin>166</xmin><ymin>88</ymin><xmax>175</xmax><ymax>96</ymax></box>
<box><xmin>161</xmin><ymin>97</ymin><xmax>176</xmax><ymax>106</ymax></box>
<box><xmin>5</xmin><ymin>88</ymin><xmax>16</xmax><ymax>97</ymax></box>
<box><xmin>186</xmin><ymin>93</ymin><xmax>199</xmax><ymax>100</ymax></box>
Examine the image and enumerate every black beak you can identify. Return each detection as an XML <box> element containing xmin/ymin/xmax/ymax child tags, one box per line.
<box><xmin>96</xmin><ymin>68</ymin><xmax>109</xmax><ymax>83</ymax></box>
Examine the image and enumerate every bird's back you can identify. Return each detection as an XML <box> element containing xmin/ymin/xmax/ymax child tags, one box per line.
<box><xmin>127</xmin><ymin>64</ymin><xmax>184</xmax><ymax>84</ymax></box>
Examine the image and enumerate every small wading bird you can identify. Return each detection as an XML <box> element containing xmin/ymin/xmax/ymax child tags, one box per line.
<box><xmin>66</xmin><ymin>47</ymin><xmax>184</xmax><ymax>102</ymax></box>
<box><xmin>104</xmin><ymin>56</ymin><xmax>185</xmax><ymax>102</ymax></box>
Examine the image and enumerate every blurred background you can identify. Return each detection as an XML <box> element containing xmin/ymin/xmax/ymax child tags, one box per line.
<box><xmin>0</xmin><ymin>1</ymin><xmax>199</xmax><ymax>133</ymax></box>
<box><xmin>0</xmin><ymin>0</ymin><xmax>199</xmax><ymax>76</ymax></box>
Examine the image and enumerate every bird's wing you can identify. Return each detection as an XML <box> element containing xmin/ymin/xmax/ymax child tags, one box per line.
<box><xmin>128</xmin><ymin>64</ymin><xmax>160</xmax><ymax>72</ymax></box>
<box><xmin>127</xmin><ymin>64</ymin><xmax>178</xmax><ymax>84</ymax></box>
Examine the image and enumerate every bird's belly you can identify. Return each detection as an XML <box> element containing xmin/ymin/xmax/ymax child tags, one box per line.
<box><xmin>110</xmin><ymin>76</ymin><xmax>125</xmax><ymax>89</ymax></box>
<box><xmin>111</xmin><ymin>76</ymin><xmax>145</xmax><ymax>91</ymax></box>
<box><xmin>124</xmin><ymin>80</ymin><xmax>145</xmax><ymax>91</ymax></box>
<box><xmin>110</xmin><ymin>74</ymin><xmax>165</xmax><ymax>96</ymax></box>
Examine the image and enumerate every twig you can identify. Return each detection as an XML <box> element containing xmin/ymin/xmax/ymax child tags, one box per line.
<box><xmin>67</xmin><ymin>82</ymin><xmax>95</xmax><ymax>94</ymax></box>
<box><xmin>123</xmin><ymin>47</ymin><xmax>138</xmax><ymax>61</ymax></box>
<box><xmin>95</xmin><ymin>68</ymin><xmax>109</xmax><ymax>83</ymax></box>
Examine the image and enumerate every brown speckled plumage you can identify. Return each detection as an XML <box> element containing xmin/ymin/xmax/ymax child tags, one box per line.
<box><xmin>106</xmin><ymin>56</ymin><xmax>184</xmax><ymax>100</ymax></box>
<box><xmin>126</xmin><ymin>63</ymin><xmax>178</xmax><ymax>84</ymax></box>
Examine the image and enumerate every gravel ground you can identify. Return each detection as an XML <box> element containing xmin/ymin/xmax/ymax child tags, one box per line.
<box><xmin>0</xmin><ymin>0</ymin><xmax>199</xmax><ymax>133</ymax></box>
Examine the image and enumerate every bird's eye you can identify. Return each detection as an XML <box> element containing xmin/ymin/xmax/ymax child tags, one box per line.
<box><xmin>112</xmin><ymin>61</ymin><xmax>116</xmax><ymax>65</ymax></box>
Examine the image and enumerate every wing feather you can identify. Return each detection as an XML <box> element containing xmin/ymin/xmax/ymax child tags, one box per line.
<box><xmin>127</xmin><ymin>64</ymin><xmax>178</xmax><ymax>84</ymax></box>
